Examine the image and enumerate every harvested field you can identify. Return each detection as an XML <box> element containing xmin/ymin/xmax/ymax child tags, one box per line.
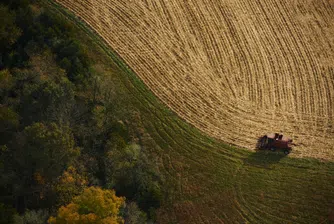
<box><xmin>46</xmin><ymin>1</ymin><xmax>334</xmax><ymax>223</ymax></box>
<box><xmin>55</xmin><ymin>0</ymin><xmax>334</xmax><ymax>160</ymax></box>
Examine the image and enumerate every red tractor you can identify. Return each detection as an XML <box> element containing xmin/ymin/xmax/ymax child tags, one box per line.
<box><xmin>258</xmin><ymin>133</ymin><xmax>293</xmax><ymax>155</ymax></box>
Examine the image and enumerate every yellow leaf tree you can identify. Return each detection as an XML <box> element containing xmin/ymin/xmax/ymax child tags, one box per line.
<box><xmin>53</xmin><ymin>166</ymin><xmax>88</xmax><ymax>206</ymax></box>
<box><xmin>48</xmin><ymin>187</ymin><xmax>125</xmax><ymax>224</ymax></box>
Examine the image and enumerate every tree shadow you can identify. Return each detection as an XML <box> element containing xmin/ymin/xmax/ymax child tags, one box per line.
<box><xmin>243</xmin><ymin>149</ymin><xmax>287</xmax><ymax>169</ymax></box>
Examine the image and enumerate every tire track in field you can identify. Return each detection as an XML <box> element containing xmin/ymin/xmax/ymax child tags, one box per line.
<box><xmin>53</xmin><ymin>0</ymin><xmax>334</xmax><ymax>223</ymax></box>
<box><xmin>55</xmin><ymin>0</ymin><xmax>334</xmax><ymax>160</ymax></box>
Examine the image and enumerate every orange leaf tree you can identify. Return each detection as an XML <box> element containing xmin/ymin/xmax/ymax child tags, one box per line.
<box><xmin>48</xmin><ymin>187</ymin><xmax>125</xmax><ymax>224</ymax></box>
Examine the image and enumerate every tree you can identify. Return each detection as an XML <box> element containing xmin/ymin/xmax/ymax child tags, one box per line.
<box><xmin>0</xmin><ymin>5</ymin><xmax>21</xmax><ymax>50</ymax></box>
<box><xmin>0</xmin><ymin>122</ymin><xmax>80</xmax><ymax>211</ymax></box>
<box><xmin>53</xmin><ymin>166</ymin><xmax>87</xmax><ymax>206</ymax></box>
<box><xmin>18</xmin><ymin>78</ymin><xmax>75</xmax><ymax>125</ymax></box>
<box><xmin>0</xmin><ymin>69</ymin><xmax>14</xmax><ymax>99</ymax></box>
<box><xmin>104</xmin><ymin>143</ymin><xmax>162</xmax><ymax>215</ymax></box>
<box><xmin>0</xmin><ymin>203</ymin><xmax>17</xmax><ymax>224</ymax></box>
<box><xmin>104</xmin><ymin>143</ymin><xmax>142</xmax><ymax>198</ymax></box>
<box><xmin>0</xmin><ymin>106</ymin><xmax>19</xmax><ymax>133</ymax></box>
<box><xmin>124</xmin><ymin>202</ymin><xmax>147</xmax><ymax>224</ymax></box>
<box><xmin>13</xmin><ymin>209</ymin><xmax>49</xmax><ymax>224</ymax></box>
<box><xmin>17</xmin><ymin>123</ymin><xmax>80</xmax><ymax>182</ymax></box>
<box><xmin>48</xmin><ymin>187</ymin><xmax>125</xmax><ymax>224</ymax></box>
<box><xmin>0</xmin><ymin>106</ymin><xmax>19</xmax><ymax>146</ymax></box>
<box><xmin>54</xmin><ymin>39</ymin><xmax>90</xmax><ymax>84</ymax></box>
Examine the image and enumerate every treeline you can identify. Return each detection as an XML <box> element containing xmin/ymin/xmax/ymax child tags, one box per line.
<box><xmin>0</xmin><ymin>0</ymin><xmax>162</xmax><ymax>223</ymax></box>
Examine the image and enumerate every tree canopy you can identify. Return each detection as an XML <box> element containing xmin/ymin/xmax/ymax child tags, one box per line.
<box><xmin>0</xmin><ymin>5</ymin><xmax>21</xmax><ymax>50</ymax></box>
<box><xmin>48</xmin><ymin>187</ymin><xmax>125</xmax><ymax>224</ymax></box>
<box><xmin>0</xmin><ymin>0</ymin><xmax>161</xmax><ymax>222</ymax></box>
<box><xmin>0</xmin><ymin>122</ymin><xmax>79</xmax><ymax>212</ymax></box>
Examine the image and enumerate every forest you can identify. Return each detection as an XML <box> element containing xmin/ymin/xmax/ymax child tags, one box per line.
<box><xmin>0</xmin><ymin>0</ymin><xmax>162</xmax><ymax>223</ymax></box>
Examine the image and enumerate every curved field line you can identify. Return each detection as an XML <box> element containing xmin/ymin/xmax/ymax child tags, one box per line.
<box><xmin>54</xmin><ymin>0</ymin><xmax>334</xmax><ymax>160</ymax></box>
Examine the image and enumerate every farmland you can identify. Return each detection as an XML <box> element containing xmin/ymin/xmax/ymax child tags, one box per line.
<box><xmin>54</xmin><ymin>0</ymin><xmax>334</xmax><ymax>160</ymax></box>
<box><xmin>46</xmin><ymin>0</ymin><xmax>334</xmax><ymax>223</ymax></box>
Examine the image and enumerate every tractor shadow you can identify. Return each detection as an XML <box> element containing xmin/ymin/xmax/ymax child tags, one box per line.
<box><xmin>243</xmin><ymin>137</ymin><xmax>287</xmax><ymax>169</ymax></box>
<box><xmin>244</xmin><ymin>150</ymin><xmax>287</xmax><ymax>169</ymax></box>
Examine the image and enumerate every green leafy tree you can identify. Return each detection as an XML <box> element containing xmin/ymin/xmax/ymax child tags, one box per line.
<box><xmin>0</xmin><ymin>203</ymin><xmax>17</xmax><ymax>224</ymax></box>
<box><xmin>48</xmin><ymin>187</ymin><xmax>125</xmax><ymax>224</ymax></box>
<box><xmin>54</xmin><ymin>39</ymin><xmax>90</xmax><ymax>84</ymax></box>
<box><xmin>0</xmin><ymin>122</ymin><xmax>80</xmax><ymax>211</ymax></box>
<box><xmin>18</xmin><ymin>123</ymin><xmax>80</xmax><ymax>182</ymax></box>
<box><xmin>1</xmin><ymin>0</ymin><xmax>30</xmax><ymax>10</ymax></box>
<box><xmin>0</xmin><ymin>5</ymin><xmax>21</xmax><ymax>50</ymax></box>
<box><xmin>0</xmin><ymin>106</ymin><xmax>19</xmax><ymax>133</ymax></box>
<box><xmin>13</xmin><ymin>209</ymin><xmax>49</xmax><ymax>224</ymax></box>
<box><xmin>124</xmin><ymin>202</ymin><xmax>147</xmax><ymax>224</ymax></box>
<box><xmin>19</xmin><ymin>78</ymin><xmax>75</xmax><ymax>125</ymax></box>
<box><xmin>0</xmin><ymin>106</ymin><xmax>19</xmax><ymax>146</ymax></box>
<box><xmin>104</xmin><ymin>143</ymin><xmax>162</xmax><ymax>214</ymax></box>
<box><xmin>0</xmin><ymin>69</ymin><xmax>14</xmax><ymax>100</ymax></box>
<box><xmin>105</xmin><ymin>143</ymin><xmax>141</xmax><ymax>197</ymax></box>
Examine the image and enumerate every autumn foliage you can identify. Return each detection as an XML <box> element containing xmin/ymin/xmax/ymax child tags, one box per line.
<box><xmin>48</xmin><ymin>187</ymin><xmax>125</xmax><ymax>224</ymax></box>
<box><xmin>0</xmin><ymin>1</ymin><xmax>161</xmax><ymax>222</ymax></box>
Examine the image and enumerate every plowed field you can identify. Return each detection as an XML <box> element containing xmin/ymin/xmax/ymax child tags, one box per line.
<box><xmin>55</xmin><ymin>0</ymin><xmax>334</xmax><ymax>160</ymax></box>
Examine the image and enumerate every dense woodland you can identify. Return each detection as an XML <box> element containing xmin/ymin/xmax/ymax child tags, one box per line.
<box><xmin>0</xmin><ymin>0</ymin><xmax>162</xmax><ymax>223</ymax></box>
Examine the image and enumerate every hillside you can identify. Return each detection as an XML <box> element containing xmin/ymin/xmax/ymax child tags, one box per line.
<box><xmin>55</xmin><ymin>0</ymin><xmax>334</xmax><ymax>160</ymax></box>
<box><xmin>50</xmin><ymin>1</ymin><xmax>334</xmax><ymax>223</ymax></box>
<box><xmin>0</xmin><ymin>0</ymin><xmax>333</xmax><ymax>223</ymax></box>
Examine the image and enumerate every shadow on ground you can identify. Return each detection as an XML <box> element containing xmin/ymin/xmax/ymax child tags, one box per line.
<box><xmin>243</xmin><ymin>150</ymin><xmax>287</xmax><ymax>169</ymax></box>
